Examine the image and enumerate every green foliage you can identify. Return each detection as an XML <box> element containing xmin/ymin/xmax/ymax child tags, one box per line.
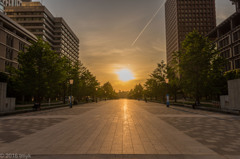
<box><xmin>174</xmin><ymin>30</ymin><xmax>225</xmax><ymax>103</ymax></box>
<box><xmin>0</xmin><ymin>72</ymin><xmax>8</xmax><ymax>82</ymax></box>
<box><xmin>224</xmin><ymin>69</ymin><xmax>240</xmax><ymax>80</ymax></box>
<box><xmin>100</xmin><ymin>82</ymin><xmax>117</xmax><ymax>99</ymax></box>
<box><xmin>10</xmin><ymin>39</ymin><xmax>69</xmax><ymax>103</ymax></box>
<box><xmin>7</xmin><ymin>39</ymin><xmax>102</xmax><ymax>104</ymax></box>
<box><xmin>128</xmin><ymin>84</ymin><xmax>144</xmax><ymax>99</ymax></box>
<box><xmin>144</xmin><ymin>61</ymin><xmax>168</xmax><ymax>101</ymax></box>
<box><xmin>166</xmin><ymin>66</ymin><xmax>181</xmax><ymax>102</ymax></box>
<box><xmin>78</xmin><ymin>66</ymin><xmax>100</xmax><ymax>99</ymax></box>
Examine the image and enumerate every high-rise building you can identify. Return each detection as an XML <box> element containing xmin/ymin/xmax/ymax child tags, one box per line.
<box><xmin>0</xmin><ymin>1</ymin><xmax>4</xmax><ymax>12</ymax></box>
<box><xmin>0</xmin><ymin>0</ymin><xmax>22</xmax><ymax>7</ymax></box>
<box><xmin>165</xmin><ymin>0</ymin><xmax>216</xmax><ymax>65</ymax></box>
<box><xmin>230</xmin><ymin>0</ymin><xmax>240</xmax><ymax>12</ymax></box>
<box><xmin>208</xmin><ymin>1</ymin><xmax>240</xmax><ymax>71</ymax></box>
<box><xmin>5</xmin><ymin>1</ymin><xmax>80</xmax><ymax>63</ymax></box>
<box><xmin>0</xmin><ymin>12</ymin><xmax>37</xmax><ymax>73</ymax></box>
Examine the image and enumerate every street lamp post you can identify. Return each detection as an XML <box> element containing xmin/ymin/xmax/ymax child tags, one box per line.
<box><xmin>165</xmin><ymin>79</ymin><xmax>170</xmax><ymax>107</ymax></box>
<box><xmin>96</xmin><ymin>88</ymin><xmax>98</xmax><ymax>103</ymax></box>
<box><xmin>105</xmin><ymin>91</ymin><xmax>107</xmax><ymax>101</ymax></box>
<box><xmin>69</xmin><ymin>79</ymin><xmax>73</xmax><ymax>108</ymax></box>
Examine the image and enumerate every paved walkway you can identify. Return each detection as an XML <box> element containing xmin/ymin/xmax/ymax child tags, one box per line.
<box><xmin>0</xmin><ymin>99</ymin><xmax>239</xmax><ymax>159</ymax></box>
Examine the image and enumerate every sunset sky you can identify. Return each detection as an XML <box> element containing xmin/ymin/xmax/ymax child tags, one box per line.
<box><xmin>34</xmin><ymin>0</ymin><xmax>235</xmax><ymax>91</ymax></box>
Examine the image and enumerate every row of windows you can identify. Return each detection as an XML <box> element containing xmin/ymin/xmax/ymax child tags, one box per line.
<box><xmin>221</xmin><ymin>50</ymin><xmax>230</xmax><ymax>59</ymax></box>
<box><xmin>234</xmin><ymin>44</ymin><xmax>240</xmax><ymax>56</ymax></box>
<box><xmin>13</xmin><ymin>17</ymin><xmax>43</xmax><ymax>21</ymax></box>
<box><xmin>235</xmin><ymin>59</ymin><xmax>240</xmax><ymax>69</ymax></box>
<box><xmin>219</xmin><ymin>45</ymin><xmax>240</xmax><ymax>60</ymax></box>
<box><xmin>179</xmin><ymin>18</ymin><xmax>210</xmax><ymax>22</ymax></box>
<box><xmin>224</xmin><ymin>59</ymin><xmax>240</xmax><ymax>71</ymax></box>
<box><xmin>233</xmin><ymin>30</ymin><xmax>240</xmax><ymax>42</ymax></box>
<box><xmin>6</xmin><ymin>47</ymin><xmax>13</xmax><ymax>60</ymax></box>
<box><xmin>179</xmin><ymin>26</ymin><xmax>212</xmax><ymax>33</ymax></box>
<box><xmin>5</xmin><ymin>34</ymin><xmax>26</xmax><ymax>51</ymax></box>
<box><xmin>219</xmin><ymin>37</ymin><xmax>229</xmax><ymax>48</ymax></box>
<box><xmin>179</xmin><ymin>22</ymin><xmax>213</xmax><ymax>27</ymax></box>
<box><xmin>178</xmin><ymin>9</ymin><xmax>213</xmax><ymax>13</ymax></box>
<box><xmin>1</xmin><ymin>0</ymin><xmax>21</xmax><ymax>7</ymax></box>
<box><xmin>6</xmin><ymin>34</ymin><xmax>14</xmax><ymax>47</ymax></box>
<box><xmin>7</xmin><ymin>12</ymin><xmax>42</xmax><ymax>15</ymax></box>
<box><xmin>178</xmin><ymin>0</ymin><xmax>213</xmax><ymax>3</ymax></box>
<box><xmin>178</xmin><ymin>13</ymin><xmax>215</xmax><ymax>18</ymax></box>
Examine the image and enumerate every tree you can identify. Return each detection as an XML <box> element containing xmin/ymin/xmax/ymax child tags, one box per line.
<box><xmin>174</xmin><ymin>30</ymin><xmax>224</xmax><ymax>104</ymax></box>
<box><xmin>128</xmin><ymin>84</ymin><xmax>144</xmax><ymax>99</ymax></box>
<box><xmin>101</xmin><ymin>82</ymin><xmax>116</xmax><ymax>99</ymax></box>
<box><xmin>0</xmin><ymin>72</ymin><xmax>8</xmax><ymax>82</ymax></box>
<box><xmin>145</xmin><ymin>61</ymin><xmax>168</xmax><ymax>102</ymax></box>
<box><xmin>11</xmin><ymin>38</ymin><xmax>69</xmax><ymax>105</ymax></box>
<box><xmin>166</xmin><ymin>66</ymin><xmax>181</xmax><ymax>102</ymax></box>
<box><xmin>224</xmin><ymin>69</ymin><xmax>240</xmax><ymax>80</ymax></box>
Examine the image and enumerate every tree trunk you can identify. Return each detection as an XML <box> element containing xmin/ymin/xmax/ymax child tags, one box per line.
<box><xmin>174</xmin><ymin>92</ymin><xmax>177</xmax><ymax>103</ymax></box>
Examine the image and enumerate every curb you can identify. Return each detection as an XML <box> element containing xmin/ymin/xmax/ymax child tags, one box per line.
<box><xmin>148</xmin><ymin>100</ymin><xmax>240</xmax><ymax>116</ymax></box>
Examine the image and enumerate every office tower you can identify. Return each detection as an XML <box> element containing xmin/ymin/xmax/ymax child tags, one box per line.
<box><xmin>5</xmin><ymin>1</ymin><xmax>80</xmax><ymax>63</ymax></box>
<box><xmin>165</xmin><ymin>0</ymin><xmax>216</xmax><ymax>65</ymax></box>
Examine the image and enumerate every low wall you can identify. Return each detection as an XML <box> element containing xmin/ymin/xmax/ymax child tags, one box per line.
<box><xmin>0</xmin><ymin>82</ymin><xmax>7</xmax><ymax>112</ymax></box>
<box><xmin>228</xmin><ymin>79</ymin><xmax>240</xmax><ymax>110</ymax></box>
<box><xmin>220</xmin><ymin>95</ymin><xmax>229</xmax><ymax>109</ymax></box>
<box><xmin>220</xmin><ymin>79</ymin><xmax>240</xmax><ymax>110</ymax></box>
<box><xmin>0</xmin><ymin>82</ymin><xmax>16</xmax><ymax>113</ymax></box>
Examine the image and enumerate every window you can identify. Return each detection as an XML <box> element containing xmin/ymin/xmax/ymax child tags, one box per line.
<box><xmin>6</xmin><ymin>34</ymin><xmax>14</xmax><ymax>47</ymax></box>
<box><xmin>5</xmin><ymin>61</ymin><xmax>12</xmax><ymax>72</ymax></box>
<box><xmin>225</xmin><ymin>62</ymin><xmax>231</xmax><ymax>71</ymax></box>
<box><xmin>19</xmin><ymin>42</ymin><xmax>25</xmax><ymax>51</ymax></box>
<box><xmin>221</xmin><ymin>50</ymin><xmax>230</xmax><ymax>58</ymax></box>
<box><xmin>233</xmin><ymin>30</ymin><xmax>240</xmax><ymax>42</ymax></box>
<box><xmin>234</xmin><ymin>44</ymin><xmax>240</xmax><ymax>56</ymax></box>
<box><xmin>219</xmin><ymin>37</ymin><xmax>229</xmax><ymax>48</ymax></box>
<box><xmin>6</xmin><ymin>48</ymin><xmax>13</xmax><ymax>60</ymax></box>
<box><xmin>235</xmin><ymin>59</ymin><xmax>240</xmax><ymax>69</ymax></box>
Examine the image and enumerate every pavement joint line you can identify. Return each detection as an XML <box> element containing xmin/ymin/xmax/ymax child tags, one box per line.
<box><xmin>0</xmin><ymin>100</ymin><xmax>238</xmax><ymax>158</ymax></box>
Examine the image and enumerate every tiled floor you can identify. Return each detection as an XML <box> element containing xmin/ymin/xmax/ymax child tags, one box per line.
<box><xmin>0</xmin><ymin>99</ymin><xmax>239</xmax><ymax>159</ymax></box>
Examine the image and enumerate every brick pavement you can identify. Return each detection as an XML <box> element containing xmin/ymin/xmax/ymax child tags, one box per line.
<box><xmin>0</xmin><ymin>99</ymin><xmax>239</xmax><ymax>159</ymax></box>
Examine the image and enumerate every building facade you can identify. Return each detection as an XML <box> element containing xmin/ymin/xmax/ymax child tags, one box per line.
<box><xmin>0</xmin><ymin>12</ymin><xmax>37</xmax><ymax>73</ymax></box>
<box><xmin>0</xmin><ymin>0</ymin><xmax>22</xmax><ymax>7</ymax></box>
<box><xmin>208</xmin><ymin>12</ymin><xmax>240</xmax><ymax>71</ymax></box>
<box><xmin>165</xmin><ymin>0</ymin><xmax>216</xmax><ymax>65</ymax></box>
<box><xmin>5</xmin><ymin>1</ymin><xmax>80</xmax><ymax>63</ymax></box>
<box><xmin>0</xmin><ymin>1</ymin><xmax>4</xmax><ymax>12</ymax></box>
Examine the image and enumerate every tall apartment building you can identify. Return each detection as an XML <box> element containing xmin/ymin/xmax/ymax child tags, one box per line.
<box><xmin>0</xmin><ymin>12</ymin><xmax>37</xmax><ymax>73</ymax></box>
<box><xmin>5</xmin><ymin>1</ymin><xmax>80</xmax><ymax>63</ymax></box>
<box><xmin>165</xmin><ymin>0</ymin><xmax>216</xmax><ymax>65</ymax></box>
<box><xmin>208</xmin><ymin>1</ymin><xmax>240</xmax><ymax>71</ymax></box>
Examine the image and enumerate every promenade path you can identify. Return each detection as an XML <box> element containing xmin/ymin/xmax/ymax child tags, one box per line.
<box><xmin>0</xmin><ymin>99</ymin><xmax>239</xmax><ymax>159</ymax></box>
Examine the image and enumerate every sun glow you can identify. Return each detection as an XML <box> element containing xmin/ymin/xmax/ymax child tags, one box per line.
<box><xmin>115</xmin><ymin>69</ymin><xmax>135</xmax><ymax>82</ymax></box>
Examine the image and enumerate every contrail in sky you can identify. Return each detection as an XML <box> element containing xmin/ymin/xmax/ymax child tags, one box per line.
<box><xmin>131</xmin><ymin>0</ymin><xmax>166</xmax><ymax>46</ymax></box>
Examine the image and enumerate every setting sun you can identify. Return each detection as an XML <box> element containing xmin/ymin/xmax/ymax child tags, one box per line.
<box><xmin>115</xmin><ymin>69</ymin><xmax>135</xmax><ymax>82</ymax></box>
